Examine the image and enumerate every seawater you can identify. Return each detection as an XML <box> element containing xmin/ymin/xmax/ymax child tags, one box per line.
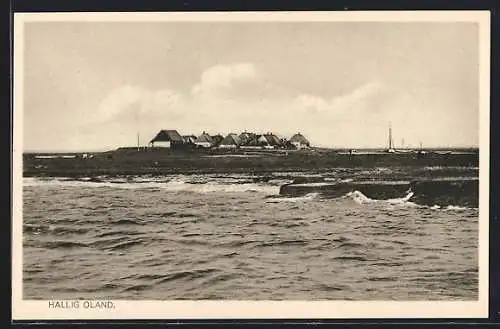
<box><xmin>23</xmin><ymin>170</ymin><xmax>478</xmax><ymax>300</ymax></box>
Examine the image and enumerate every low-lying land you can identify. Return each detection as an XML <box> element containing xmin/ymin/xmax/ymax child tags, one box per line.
<box><xmin>23</xmin><ymin>147</ymin><xmax>479</xmax><ymax>177</ymax></box>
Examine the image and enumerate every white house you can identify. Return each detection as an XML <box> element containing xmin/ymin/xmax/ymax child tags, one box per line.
<box><xmin>289</xmin><ymin>133</ymin><xmax>310</xmax><ymax>150</ymax></box>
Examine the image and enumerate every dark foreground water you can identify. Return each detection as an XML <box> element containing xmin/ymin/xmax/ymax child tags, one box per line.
<box><xmin>23</xmin><ymin>167</ymin><xmax>478</xmax><ymax>300</ymax></box>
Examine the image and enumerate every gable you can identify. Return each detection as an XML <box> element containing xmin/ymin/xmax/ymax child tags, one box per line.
<box><xmin>150</xmin><ymin>130</ymin><xmax>184</xmax><ymax>143</ymax></box>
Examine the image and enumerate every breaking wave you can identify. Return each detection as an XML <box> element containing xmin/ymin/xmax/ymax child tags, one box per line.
<box><xmin>345</xmin><ymin>190</ymin><xmax>415</xmax><ymax>205</ymax></box>
<box><xmin>265</xmin><ymin>193</ymin><xmax>320</xmax><ymax>203</ymax></box>
<box><xmin>23</xmin><ymin>176</ymin><xmax>280</xmax><ymax>195</ymax></box>
<box><xmin>160</xmin><ymin>181</ymin><xmax>279</xmax><ymax>195</ymax></box>
<box><xmin>343</xmin><ymin>190</ymin><xmax>476</xmax><ymax>211</ymax></box>
<box><xmin>23</xmin><ymin>171</ymin><xmax>479</xmax><ymax>209</ymax></box>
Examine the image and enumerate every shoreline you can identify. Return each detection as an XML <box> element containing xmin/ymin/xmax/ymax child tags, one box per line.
<box><xmin>22</xmin><ymin>149</ymin><xmax>479</xmax><ymax>178</ymax></box>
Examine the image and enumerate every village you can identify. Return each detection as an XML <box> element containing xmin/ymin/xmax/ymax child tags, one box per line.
<box><xmin>147</xmin><ymin>129</ymin><xmax>312</xmax><ymax>151</ymax></box>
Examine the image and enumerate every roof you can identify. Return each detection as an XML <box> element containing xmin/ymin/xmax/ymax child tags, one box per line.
<box><xmin>196</xmin><ymin>132</ymin><xmax>215</xmax><ymax>144</ymax></box>
<box><xmin>290</xmin><ymin>133</ymin><xmax>310</xmax><ymax>145</ymax></box>
<box><xmin>239</xmin><ymin>132</ymin><xmax>256</xmax><ymax>143</ymax></box>
<box><xmin>263</xmin><ymin>133</ymin><xmax>282</xmax><ymax>146</ymax></box>
<box><xmin>211</xmin><ymin>134</ymin><xmax>224</xmax><ymax>145</ymax></box>
<box><xmin>150</xmin><ymin>130</ymin><xmax>184</xmax><ymax>143</ymax></box>
<box><xmin>242</xmin><ymin>135</ymin><xmax>264</xmax><ymax>147</ymax></box>
<box><xmin>182</xmin><ymin>135</ymin><xmax>197</xmax><ymax>143</ymax></box>
<box><xmin>219</xmin><ymin>133</ymin><xmax>242</xmax><ymax>146</ymax></box>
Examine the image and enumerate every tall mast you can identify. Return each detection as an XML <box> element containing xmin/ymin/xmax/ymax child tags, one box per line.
<box><xmin>388</xmin><ymin>123</ymin><xmax>393</xmax><ymax>149</ymax></box>
<box><xmin>135</xmin><ymin>111</ymin><xmax>140</xmax><ymax>150</ymax></box>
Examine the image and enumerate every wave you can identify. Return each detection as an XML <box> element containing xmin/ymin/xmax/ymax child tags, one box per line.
<box><xmin>422</xmin><ymin>166</ymin><xmax>479</xmax><ymax>171</ymax></box>
<box><xmin>24</xmin><ymin>176</ymin><xmax>279</xmax><ymax>195</ymax></box>
<box><xmin>324</xmin><ymin>178</ymin><xmax>353</xmax><ymax>183</ymax></box>
<box><xmin>270</xmin><ymin>172</ymin><xmax>325</xmax><ymax>178</ymax></box>
<box><xmin>162</xmin><ymin>181</ymin><xmax>279</xmax><ymax>195</ymax></box>
<box><xmin>152</xmin><ymin>268</ymin><xmax>218</xmax><ymax>285</ymax></box>
<box><xmin>267</xmin><ymin>179</ymin><xmax>294</xmax><ymax>185</ymax></box>
<box><xmin>41</xmin><ymin>240</ymin><xmax>88</xmax><ymax>249</ymax></box>
<box><xmin>34</xmin><ymin>155</ymin><xmax>76</xmax><ymax>159</ymax></box>
<box><xmin>265</xmin><ymin>192</ymin><xmax>320</xmax><ymax>203</ymax></box>
<box><xmin>23</xmin><ymin>174</ymin><xmax>479</xmax><ymax>208</ymax></box>
<box><xmin>343</xmin><ymin>190</ymin><xmax>476</xmax><ymax>211</ymax></box>
<box><xmin>444</xmin><ymin>205</ymin><xmax>471</xmax><ymax>211</ymax></box>
<box><xmin>427</xmin><ymin>204</ymin><xmax>474</xmax><ymax>211</ymax></box>
<box><xmin>280</xmin><ymin>177</ymin><xmax>479</xmax><ymax>208</ymax></box>
<box><xmin>345</xmin><ymin>190</ymin><xmax>416</xmax><ymax>206</ymax></box>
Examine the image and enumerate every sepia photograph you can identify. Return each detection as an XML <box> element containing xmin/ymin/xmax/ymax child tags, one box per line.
<box><xmin>12</xmin><ymin>11</ymin><xmax>490</xmax><ymax>320</ymax></box>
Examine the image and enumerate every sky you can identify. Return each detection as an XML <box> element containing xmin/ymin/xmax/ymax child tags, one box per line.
<box><xmin>21</xmin><ymin>20</ymin><xmax>480</xmax><ymax>151</ymax></box>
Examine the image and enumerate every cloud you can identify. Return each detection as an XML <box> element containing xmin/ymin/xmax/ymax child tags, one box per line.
<box><xmin>191</xmin><ymin>63</ymin><xmax>258</xmax><ymax>97</ymax></box>
<box><xmin>96</xmin><ymin>85</ymin><xmax>148</xmax><ymax>121</ymax></box>
<box><xmin>85</xmin><ymin>63</ymin><xmax>425</xmax><ymax>149</ymax></box>
<box><xmin>96</xmin><ymin>86</ymin><xmax>185</xmax><ymax>122</ymax></box>
<box><xmin>295</xmin><ymin>82</ymin><xmax>388</xmax><ymax>115</ymax></box>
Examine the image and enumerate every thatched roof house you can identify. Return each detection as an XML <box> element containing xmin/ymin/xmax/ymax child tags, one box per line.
<box><xmin>251</xmin><ymin>133</ymin><xmax>281</xmax><ymax>149</ymax></box>
<box><xmin>150</xmin><ymin>130</ymin><xmax>184</xmax><ymax>148</ymax></box>
<box><xmin>290</xmin><ymin>132</ymin><xmax>310</xmax><ymax>149</ymax></box>
<box><xmin>263</xmin><ymin>133</ymin><xmax>282</xmax><ymax>148</ymax></box>
<box><xmin>211</xmin><ymin>134</ymin><xmax>224</xmax><ymax>146</ymax></box>
<box><xmin>183</xmin><ymin>135</ymin><xmax>197</xmax><ymax>144</ymax></box>
<box><xmin>218</xmin><ymin>133</ymin><xmax>241</xmax><ymax>148</ymax></box>
<box><xmin>239</xmin><ymin>132</ymin><xmax>256</xmax><ymax>145</ymax></box>
<box><xmin>239</xmin><ymin>133</ymin><xmax>281</xmax><ymax>149</ymax></box>
<box><xmin>195</xmin><ymin>131</ymin><xmax>215</xmax><ymax>148</ymax></box>
<box><xmin>240</xmin><ymin>135</ymin><xmax>260</xmax><ymax>149</ymax></box>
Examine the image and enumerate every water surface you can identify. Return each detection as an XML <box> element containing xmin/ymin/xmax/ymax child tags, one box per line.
<box><xmin>23</xmin><ymin>169</ymin><xmax>478</xmax><ymax>300</ymax></box>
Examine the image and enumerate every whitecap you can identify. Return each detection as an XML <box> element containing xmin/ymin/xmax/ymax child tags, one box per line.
<box><xmin>345</xmin><ymin>190</ymin><xmax>416</xmax><ymax>206</ymax></box>
<box><xmin>266</xmin><ymin>193</ymin><xmax>320</xmax><ymax>203</ymax></box>
<box><xmin>23</xmin><ymin>176</ymin><xmax>280</xmax><ymax>195</ymax></box>
<box><xmin>445</xmin><ymin>205</ymin><xmax>469</xmax><ymax>211</ymax></box>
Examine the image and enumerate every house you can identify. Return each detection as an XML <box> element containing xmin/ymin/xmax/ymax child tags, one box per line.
<box><xmin>281</xmin><ymin>138</ymin><xmax>295</xmax><ymax>149</ymax></box>
<box><xmin>263</xmin><ymin>133</ymin><xmax>282</xmax><ymax>148</ymax></box>
<box><xmin>253</xmin><ymin>133</ymin><xmax>281</xmax><ymax>149</ymax></box>
<box><xmin>256</xmin><ymin>135</ymin><xmax>272</xmax><ymax>149</ymax></box>
<box><xmin>211</xmin><ymin>134</ymin><xmax>224</xmax><ymax>146</ymax></box>
<box><xmin>149</xmin><ymin>130</ymin><xmax>184</xmax><ymax>148</ymax></box>
<box><xmin>195</xmin><ymin>131</ymin><xmax>215</xmax><ymax>148</ymax></box>
<box><xmin>240</xmin><ymin>135</ymin><xmax>265</xmax><ymax>149</ymax></box>
<box><xmin>289</xmin><ymin>132</ymin><xmax>310</xmax><ymax>149</ymax></box>
<box><xmin>183</xmin><ymin>135</ymin><xmax>197</xmax><ymax>144</ymax></box>
<box><xmin>239</xmin><ymin>131</ymin><xmax>256</xmax><ymax>145</ymax></box>
<box><xmin>218</xmin><ymin>133</ymin><xmax>241</xmax><ymax>148</ymax></box>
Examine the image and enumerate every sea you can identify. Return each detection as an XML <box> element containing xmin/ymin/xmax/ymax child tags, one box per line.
<box><xmin>22</xmin><ymin>167</ymin><xmax>479</xmax><ymax>300</ymax></box>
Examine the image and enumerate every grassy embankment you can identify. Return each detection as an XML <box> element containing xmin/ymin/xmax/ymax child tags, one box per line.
<box><xmin>23</xmin><ymin>147</ymin><xmax>479</xmax><ymax>177</ymax></box>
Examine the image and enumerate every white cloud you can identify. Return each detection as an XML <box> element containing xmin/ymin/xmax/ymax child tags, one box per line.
<box><xmin>199</xmin><ymin>63</ymin><xmax>257</xmax><ymax>89</ymax></box>
<box><xmin>330</xmin><ymin>82</ymin><xmax>386</xmax><ymax>111</ymax></box>
<box><xmin>295</xmin><ymin>94</ymin><xmax>330</xmax><ymax>113</ymax></box>
<box><xmin>84</xmin><ymin>64</ymin><xmax>434</xmax><ymax>149</ymax></box>
<box><xmin>295</xmin><ymin>82</ymin><xmax>386</xmax><ymax>114</ymax></box>
<box><xmin>191</xmin><ymin>63</ymin><xmax>258</xmax><ymax>97</ymax></box>
<box><xmin>97</xmin><ymin>85</ymin><xmax>149</xmax><ymax>121</ymax></box>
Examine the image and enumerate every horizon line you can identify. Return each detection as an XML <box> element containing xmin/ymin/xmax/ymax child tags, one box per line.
<box><xmin>22</xmin><ymin>145</ymin><xmax>481</xmax><ymax>154</ymax></box>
